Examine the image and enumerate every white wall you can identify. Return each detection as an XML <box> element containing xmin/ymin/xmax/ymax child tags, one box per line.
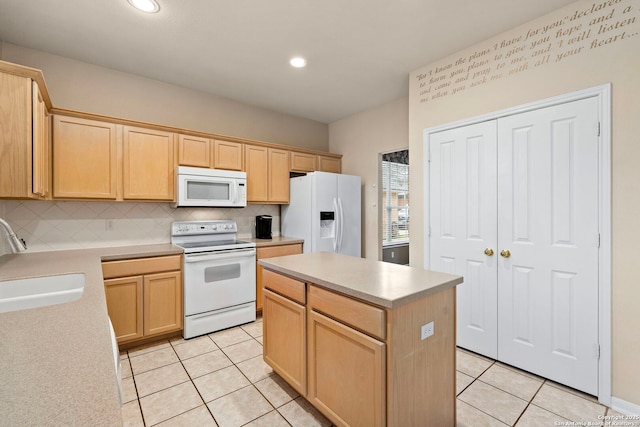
<box><xmin>408</xmin><ymin>0</ymin><xmax>639</xmax><ymax>408</ymax></box>
<box><xmin>329</xmin><ymin>97</ymin><xmax>408</xmax><ymax>259</ymax></box>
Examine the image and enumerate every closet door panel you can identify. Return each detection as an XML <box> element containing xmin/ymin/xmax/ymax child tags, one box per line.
<box><xmin>429</xmin><ymin>121</ymin><xmax>498</xmax><ymax>359</ymax></box>
<box><xmin>497</xmin><ymin>97</ymin><xmax>600</xmax><ymax>395</ymax></box>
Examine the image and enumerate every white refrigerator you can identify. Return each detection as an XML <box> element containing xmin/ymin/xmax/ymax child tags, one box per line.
<box><xmin>282</xmin><ymin>171</ymin><xmax>361</xmax><ymax>257</ymax></box>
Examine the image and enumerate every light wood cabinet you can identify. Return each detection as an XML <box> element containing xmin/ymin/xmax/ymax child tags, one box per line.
<box><xmin>245</xmin><ymin>145</ymin><xmax>269</xmax><ymax>202</ymax></box>
<box><xmin>307</xmin><ymin>310</ymin><xmax>385</xmax><ymax>427</ymax></box>
<box><xmin>32</xmin><ymin>81</ymin><xmax>50</xmax><ymax>198</ymax></box>
<box><xmin>104</xmin><ymin>276</ymin><xmax>144</xmax><ymax>343</ymax></box>
<box><xmin>178</xmin><ymin>134</ymin><xmax>211</xmax><ymax>168</ymax></box>
<box><xmin>102</xmin><ymin>255</ymin><xmax>183</xmax><ymax>345</ymax></box>
<box><xmin>52</xmin><ymin>115</ymin><xmax>118</xmax><ymax>199</ymax></box>
<box><xmin>256</xmin><ymin>243</ymin><xmax>303</xmax><ymax>312</ymax></box>
<box><xmin>262</xmin><ymin>272</ymin><xmax>307</xmax><ymax>396</ymax></box>
<box><xmin>123</xmin><ymin>126</ymin><xmax>175</xmax><ymax>200</ymax></box>
<box><xmin>268</xmin><ymin>148</ymin><xmax>290</xmax><ymax>203</ymax></box>
<box><xmin>213</xmin><ymin>140</ymin><xmax>243</xmax><ymax>171</ymax></box>
<box><xmin>245</xmin><ymin>145</ymin><xmax>291</xmax><ymax>203</ymax></box>
<box><xmin>290</xmin><ymin>152</ymin><xmax>317</xmax><ymax>172</ymax></box>
<box><xmin>143</xmin><ymin>271</ymin><xmax>183</xmax><ymax>336</ymax></box>
<box><xmin>0</xmin><ymin>73</ymin><xmax>50</xmax><ymax>199</ymax></box>
<box><xmin>317</xmin><ymin>155</ymin><xmax>341</xmax><ymax>173</ymax></box>
<box><xmin>1</xmin><ymin>62</ymin><xmax>343</xmax><ymax>203</ymax></box>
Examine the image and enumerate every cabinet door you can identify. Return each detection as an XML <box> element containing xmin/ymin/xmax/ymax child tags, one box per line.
<box><xmin>245</xmin><ymin>145</ymin><xmax>268</xmax><ymax>202</ymax></box>
<box><xmin>429</xmin><ymin>122</ymin><xmax>498</xmax><ymax>358</ymax></box>
<box><xmin>213</xmin><ymin>140</ymin><xmax>243</xmax><ymax>171</ymax></box>
<box><xmin>178</xmin><ymin>134</ymin><xmax>211</xmax><ymax>168</ymax></box>
<box><xmin>308</xmin><ymin>310</ymin><xmax>385</xmax><ymax>427</ymax></box>
<box><xmin>290</xmin><ymin>152</ymin><xmax>316</xmax><ymax>172</ymax></box>
<box><xmin>317</xmin><ymin>156</ymin><xmax>341</xmax><ymax>173</ymax></box>
<box><xmin>263</xmin><ymin>289</ymin><xmax>306</xmax><ymax>395</ymax></box>
<box><xmin>104</xmin><ymin>276</ymin><xmax>144</xmax><ymax>343</ymax></box>
<box><xmin>32</xmin><ymin>81</ymin><xmax>49</xmax><ymax>198</ymax></box>
<box><xmin>268</xmin><ymin>148</ymin><xmax>290</xmax><ymax>203</ymax></box>
<box><xmin>123</xmin><ymin>126</ymin><xmax>175</xmax><ymax>200</ymax></box>
<box><xmin>53</xmin><ymin>115</ymin><xmax>118</xmax><ymax>199</ymax></box>
<box><xmin>0</xmin><ymin>73</ymin><xmax>32</xmax><ymax>198</ymax></box>
<box><xmin>143</xmin><ymin>271</ymin><xmax>183</xmax><ymax>337</ymax></box>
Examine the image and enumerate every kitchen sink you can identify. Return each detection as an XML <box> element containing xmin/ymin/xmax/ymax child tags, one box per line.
<box><xmin>0</xmin><ymin>273</ymin><xmax>85</xmax><ymax>314</ymax></box>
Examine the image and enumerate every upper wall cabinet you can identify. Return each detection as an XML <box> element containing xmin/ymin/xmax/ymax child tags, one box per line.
<box><xmin>177</xmin><ymin>137</ymin><xmax>244</xmax><ymax>171</ymax></box>
<box><xmin>1</xmin><ymin>61</ymin><xmax>342</xmax><ymax>204</ymax></box>
<box><xmin>268</xmin><ymin>148</ymin><xmax>290</xmax><ymax>203</ymax></box>
<box><xmin>245</xmin><ymin>145</ymin><xmax>269</xmax><ymax>202</ymax></box>
<box><xmin>213</xmin><ymin>140</ymin><xmax>243</xmax><ymax>171</ymax></box>
<box><xmin>317</xmin><ymin>155</ymin><xmax>341</xmax><ymax>173</ymax></box>
<box><xmin>290</xmin><ymin>152</ymin><xmax>317</xmax><ymax>173</ymax></box>
<box><xmin>32</xmin><ymin>81</ymin><xmax>50</xmax><ymax>199</ymax></box>
<box><xmin>123</xmin><ymin>126</ymin><xmax>175</xmax><ymax>201</ymax></box>
<box><xmin>53</xmin><ymin>115</ymin><xmax>118</xmax><ymax>199</ymax></box>
<box><xmin>0</xmin><ymin>72</ymin><xmax>50</xmax><ymax>199</ymax></box>
<box><xmin>178</xmin><ymin>134</ymin><xmax>211</xmax><ymax>168</ymax></box>
<box><xmin>245</xmin><ymin>145</ymin><xmax>290</xmax><ymax>203</ymax></box>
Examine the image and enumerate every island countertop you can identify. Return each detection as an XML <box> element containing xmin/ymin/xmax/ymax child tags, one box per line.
<box><xmin>258</xmin><ymin>251</ymin><xmax>463</xmax><ymax>308</ymax></box>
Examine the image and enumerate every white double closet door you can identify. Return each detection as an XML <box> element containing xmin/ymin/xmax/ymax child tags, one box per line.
<box><xmin>429</xmin><ymin>97</ymin><xmax>600</xmax><ymax>395</ymax></box>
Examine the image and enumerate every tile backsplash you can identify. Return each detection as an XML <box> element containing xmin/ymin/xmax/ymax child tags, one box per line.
<box><xmin>0</xmin><ymin>200</ymin><xmax>279</xmax><ymax>254</ymax></box>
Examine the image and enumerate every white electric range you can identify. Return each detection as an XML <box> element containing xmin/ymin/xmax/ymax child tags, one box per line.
<box><xmin>171</xmin><ymin>220</ymin><xmax>256</xmax><ymax>339</ymax></box>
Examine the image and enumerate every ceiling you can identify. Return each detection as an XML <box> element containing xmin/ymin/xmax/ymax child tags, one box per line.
<box><xmin>0</xmin><ymin>0</ymin><xmax>576</xmax><ymax>123</ymax></box>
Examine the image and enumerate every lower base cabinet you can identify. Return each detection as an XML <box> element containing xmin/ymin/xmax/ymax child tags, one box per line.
<box><xmin>103</xmin><ymin>255</ymin><xmax>183</xmax><ymax>345</ymax></box>
<box><xmin>307</xmin><ymin>310</ymin><xmax>385</xmax><ymax>427</ymax></box>
<box><xmin>263</xmin><ymin>288</ymin><xmax>306</xmax><ymax>395</ymax></box>
<box><xmin>262</xmin><ymin>268</ymin><xmax>456</xmax><ymax>427</ymax></box>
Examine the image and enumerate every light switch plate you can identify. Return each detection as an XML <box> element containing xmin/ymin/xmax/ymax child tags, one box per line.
<box><xmin>421</xmin><ymin>321</ymin><xmax>434</xmax><ymax>340</ymax></box>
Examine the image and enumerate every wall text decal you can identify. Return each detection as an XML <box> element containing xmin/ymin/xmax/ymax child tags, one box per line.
<box><xmin>413</xmin><ymin>0</ymin><xmax>638</xmax><ymax>103</ymax></box>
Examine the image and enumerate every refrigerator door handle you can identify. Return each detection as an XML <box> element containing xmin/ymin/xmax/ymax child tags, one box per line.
<box><xmin>337</xmin><ymin>197</ymin><xmax>344</xmax><ymax>253</ymax></box>
<box><xmin>333</xmin><ymin>197</ymin><xmax>340</xmax><ymax>253</ymax></box>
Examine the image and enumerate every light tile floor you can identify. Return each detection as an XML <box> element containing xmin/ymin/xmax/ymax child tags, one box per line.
<box><xmin>121</xmin><ymin>318</ymin><xmax>636</xmax><ymax>426</ymax></box>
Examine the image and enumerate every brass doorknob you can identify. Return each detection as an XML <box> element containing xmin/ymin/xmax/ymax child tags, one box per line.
<box><xmin>484</xmin><ymin>248</ymin><xmax>494</xmax><ymax>256</ymax></box>
<box><xmin>500</xmin><ymin>249</ymin><xmax>511</xmax><ymax>258</ymax></box>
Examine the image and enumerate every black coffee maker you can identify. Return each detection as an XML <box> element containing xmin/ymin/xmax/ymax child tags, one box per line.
<box><xmin>255</xmin><ymin>215</ymin><xmax>273</xmax><ymax>239</ymax></box>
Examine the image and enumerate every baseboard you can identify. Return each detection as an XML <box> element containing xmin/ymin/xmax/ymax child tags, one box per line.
<box><xmin>611</xmin><ymin>397</ymin><xmax>640</xmax><ymax>416</ymax></box>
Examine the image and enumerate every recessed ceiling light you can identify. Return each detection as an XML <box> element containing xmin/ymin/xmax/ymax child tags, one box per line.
<box><xmin>128</xmin><ymin>0</ymin><xmax>160</xmax><ymax>13</ymax></box>
<box><xmin>290</xmin><ymin>57</ymin><xmax>307</xmax><ymax>68</ymax></box>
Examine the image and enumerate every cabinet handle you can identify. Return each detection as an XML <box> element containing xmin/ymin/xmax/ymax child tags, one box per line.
<box><xmin>500</xmin><ymin>249</ymin><xmax>511</xmax><ymax>258</ymax></box>
<box><xmin>484</xmin><ymin>248</ymin><xmax>494</xmax><ymax>256</ymax></box>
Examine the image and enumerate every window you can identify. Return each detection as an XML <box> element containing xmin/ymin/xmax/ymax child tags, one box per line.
<box><xmin>381</xmin><ymin>150</ymin><xmax>409</xmax><ymax>246</ymax></box>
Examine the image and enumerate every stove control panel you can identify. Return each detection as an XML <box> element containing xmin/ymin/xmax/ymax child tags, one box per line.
<box><xmin>172</xmin><ymin>221</ymin><xmax>237</xmax><ymax>236</ymax></box>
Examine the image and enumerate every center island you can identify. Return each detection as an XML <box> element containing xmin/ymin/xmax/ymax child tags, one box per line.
<box><xmin>258</xmin><ymin>251</ymin><xmax>463</xmax><ymax>427</ymax></box>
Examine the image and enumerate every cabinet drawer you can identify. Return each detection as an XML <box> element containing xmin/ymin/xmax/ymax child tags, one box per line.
<box><xmin>262</xmin><ymin>269</ymin><xmax>306</xmax><ymax>305</ymax></box>
<box><xmin>102</xmin><ymin>255</ymin><xmax>182</xmax><ymax>279</ymax></box>
<box><xmin>257</xmin><ymin>243</ymin><xmax>302</xmax><ymax>259</ymax></box>
<box><xmin>308</xmin><ymin>285</ymin><xmax>386</xmax><ymax>340</ymax></box>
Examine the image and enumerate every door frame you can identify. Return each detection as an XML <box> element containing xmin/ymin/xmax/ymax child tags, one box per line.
<box><xmin>422</xmin><ymin>84</ymin><xmax>612</xmax><ymax>405</ymax></box>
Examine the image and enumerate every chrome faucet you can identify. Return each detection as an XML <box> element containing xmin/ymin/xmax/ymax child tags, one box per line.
<box><xmin>0</xmin><ymin>218</ymin><xmax>26</xmax><ymax>253</ymax></box>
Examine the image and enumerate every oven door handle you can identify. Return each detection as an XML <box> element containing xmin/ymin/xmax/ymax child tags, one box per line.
<box><xmin>184</xmin><ymin>248</ymin><xmax>256</xmax><ymax>263</ymax></box>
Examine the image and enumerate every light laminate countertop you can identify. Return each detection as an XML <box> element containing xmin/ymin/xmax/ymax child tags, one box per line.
<box><xmin>0</xmin><ymin>244</ymin><xmax>183</xmax><ymax>427</ymax></box>
<box><xmin>259</xmin><ymin>252</ymin><xmax>463</xmax><ymax>308</ymax></box>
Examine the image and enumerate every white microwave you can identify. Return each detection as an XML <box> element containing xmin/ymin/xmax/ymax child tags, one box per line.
<box><xmin>175</xmin><ymin>166</ymin><xmax>247</xmax><ymax>207</ymax></box>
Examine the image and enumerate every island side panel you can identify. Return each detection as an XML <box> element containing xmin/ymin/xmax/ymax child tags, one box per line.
<box><xmin>386</xmin><ymin>287</ymin><xmax>456</xmax><ymax>427</ymax></box>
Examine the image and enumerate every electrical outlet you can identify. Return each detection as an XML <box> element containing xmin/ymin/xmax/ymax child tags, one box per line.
<box><xmin>391</xmin><ymin>251</ymin><xmax>395</xmax><ymax>258</ymax></box>
<box><xmin>421</xmin><ymin>321</ymin><xmax>434</xmax><ymax>340</ymax></box>
<box><xmin>105</xmin><ymin>219</ymin><xmax>114</xmax><ymax>231</ymax></box>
